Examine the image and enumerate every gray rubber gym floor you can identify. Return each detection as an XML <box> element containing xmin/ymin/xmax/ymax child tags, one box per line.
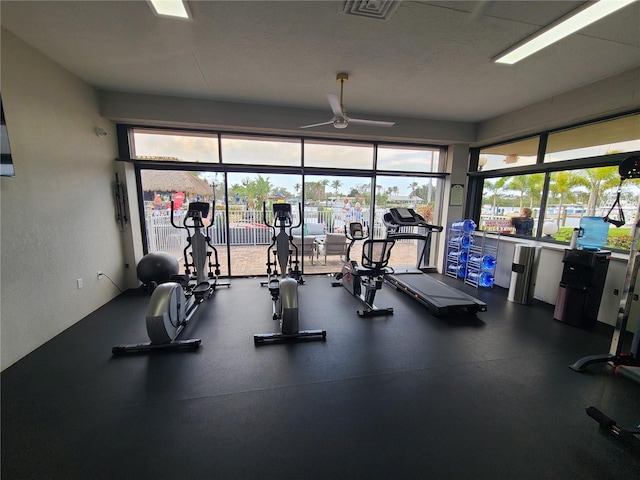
<box><xmin>2</xmin><ymin>274</ymin><xmax>639</xmax><ymax>479</ymax></box>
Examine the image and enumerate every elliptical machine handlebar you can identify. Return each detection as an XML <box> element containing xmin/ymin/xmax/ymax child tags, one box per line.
<box><xmin>345</xmin><ymin>222</ymin><xmax>368</xmax><ymax>241</ymax></box>
<box><xmin>344</xmin><ymin>222</ymin><xmax>368</xmax><ymax>263</ymax></box>
<box><xmin>170</xmin><ymin>197</ymin><xmax>211</xmax><ymax>233</ymax></box>
<box><xmin>263</xmin><ymin>202</ymin><xmax>302</xmax><ymax>232</ymax></box>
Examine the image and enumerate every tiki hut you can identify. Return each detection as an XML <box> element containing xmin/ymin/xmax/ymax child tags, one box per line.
<box><xmin>141</xmin><ymin>170</ymin><xmax>212</xmax><ymax>201</ymax></box>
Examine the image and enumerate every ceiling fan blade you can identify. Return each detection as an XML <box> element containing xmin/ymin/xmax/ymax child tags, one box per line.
<box><xmin>348</xmin><ymin>118</ymin><xmax>396</xmax><ymax>128</ymax></box>
<box><xmin>299</xmin><ymin>120</ymin><xmax>334</xmax><ymax>129</ymax></box>
<box><xmin>326</xmin><ymin>94</ymin><xmax>344</xmax><ymax>118</ymax></box>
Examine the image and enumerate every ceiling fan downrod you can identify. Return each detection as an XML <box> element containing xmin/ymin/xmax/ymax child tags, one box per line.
<box><xmin>336</xmin><ymin>72</ymin><xmax>348</xmax><ymax>117</ymax></box>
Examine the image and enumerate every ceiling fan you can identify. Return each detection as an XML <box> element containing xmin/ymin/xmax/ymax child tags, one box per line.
<box><xmin>300</xmin><ymin>73</ymin><xmax>395</xmax><ymax>130</ymax></box>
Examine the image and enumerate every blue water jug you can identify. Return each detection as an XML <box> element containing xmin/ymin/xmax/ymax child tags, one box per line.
<box><xmin>447</xmin><ymin>263</ymin><xmax>466</xmax><ymax>278</ymax></box>
<box><xmin>468</xmin><ymin>254</ymin><xmax>496</xmax><ymax>271</ymax></box>
<box><xmin>577</xmin><ymin>216</ymin><xmax>609</xmax><ymax>250</ymax></box>
<box><xmin>451</xmin><ymin>219</ymin><xmax>476</xmax><ymax>233</ymax></box>
<box><xmin>466</xmin><ymin>271</ymin><xmax>494</xmax><ymax>288</ymax></box>
<box><xmin>451</xmin><ymin>234</ymin><xmax>474</xmax><ymax>249</ymax></box>
<box><xmin>447</xmin><ymin>250</ymin><xmax>468</xmax><ymax>264</ymax></box>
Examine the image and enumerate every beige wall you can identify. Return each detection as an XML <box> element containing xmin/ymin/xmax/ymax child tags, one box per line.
<box><xmin>0</xmin><ymin>30</ymin><xmax>131</xmax><ymax>370</ymax></box>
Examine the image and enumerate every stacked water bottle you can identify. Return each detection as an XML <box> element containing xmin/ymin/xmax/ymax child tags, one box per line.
<box><xmin>447</xmin><ymin>219</ymin><xmax>496</xmax><ymax>288</ymax></box>
<box><xmin>446</xmin><ymin>219</ymin><xmax>476</xmax><ymax>279</ymax></box>
<box><xmin>465</xmin><ymin>252</ymin><xmax>496</xmax><ymax>288</ymax></box>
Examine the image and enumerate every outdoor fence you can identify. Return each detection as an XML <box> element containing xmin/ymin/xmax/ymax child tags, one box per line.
<box><xmin>145</xmin><ymin>207</ymin><xmax>418</xmax><ymax>253</ymax></box>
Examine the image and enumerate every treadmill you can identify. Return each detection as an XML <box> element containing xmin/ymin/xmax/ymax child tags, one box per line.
<box><xmin>383</xmin><ymin>208</ymin><xmax>487</xmax><ymax>316</ymax></box>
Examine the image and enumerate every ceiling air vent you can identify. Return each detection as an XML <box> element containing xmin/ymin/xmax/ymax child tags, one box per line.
<box><xmin>342</xmin><ymin>0</ymin><xmax>402</xmax><ymax>20</ymax></box>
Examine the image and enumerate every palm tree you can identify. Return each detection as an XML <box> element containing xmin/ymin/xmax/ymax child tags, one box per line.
<box><xmin>293</xmin><ymin>183</ymin><xmax>301</xmax><ymax>198</ymax></box>
<box><xmin>581</xmin><ymin>166</ymin><xmax>620</xmax><ymax>215</ymax></box>
<box><xmin>549</xmin><ymin>171</ymin><xmax>581</xmax><ymax>225</ymax></box>
<box><xmin>331</xmin><ymin>179</ymin><xmax>342</xmax><ymax>197</ymax></box>
<box><xmin>507</xmin><ymin>174</ymin><xmax>545</xmax><ymax>209</ymax></box>
<box><xmin>319</xmin><ymin>179</ymin><xmax>330</xmax><ymax>205</ymax></box>
<box><xmin>246</xmin><ymin>175</ymin><xmax>272</xmax><ymax>209</ymax></box>
<box><xmin>408</xmin><ymin>181</ymin><xmax>419</xmax><ymax>196</ymax></box>
<box><xmin>483</xmin><ymin>178</ymin><xmax>509</xmax><ymax>215</ymax></box>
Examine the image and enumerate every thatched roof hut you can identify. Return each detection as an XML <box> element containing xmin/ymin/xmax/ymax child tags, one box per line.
<box><xmin>141</xmin><ymin>170</ymin><xmax>212</xmax><ymax>196</ymax></box>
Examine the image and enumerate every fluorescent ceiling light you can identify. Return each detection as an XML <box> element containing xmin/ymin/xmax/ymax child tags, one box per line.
<box><xmin>148</xmin><ymin>0</ymin><xmax>191</xmax><ymax>20</ymax></box>
<box><xmin>494</xmin><ymin>0</ymin><xmax>636</xmax><ymax>65</ymax></box>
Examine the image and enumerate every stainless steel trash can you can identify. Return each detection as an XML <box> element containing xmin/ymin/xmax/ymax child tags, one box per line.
<box><xmin>507</xmin><ymin>245</ymin><xmax>541</xmax><ymax>304</ymax></box>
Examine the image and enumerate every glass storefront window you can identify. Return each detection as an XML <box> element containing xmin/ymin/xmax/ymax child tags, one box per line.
<box><xmin>221</xmin><ymin>135</ymin><xmax>301</xmax><ymax>166</ymax></box>
<box><xmin>377</xmin><ymin>145</ymin><xmax>441</xmax><ymax>173</ymax></box>
<box><xmin>226</xmin><ymin>172</ymin><xmax>302</xmax><ymax>276</ymax></box>
<box><xmin>545</xmin><ymin>114</ymin><xmax>640</xmax><ymax>163</ymax></box>
<box><xmin>304</xmin><ymin>141</ymin><xmax>373</xmax><ymax>169</ymax></box>
<box><xmin>479</xmin><ymin>173</ymin><xmax>544</xmax><ymax>235</ymax></box>
<box><xmin>375</xmin><ymin>174</ymin><xmax>443</xmax><ymax>268</ymax></box>
<box><xmin>478</xmin><ymin>137</ymin><xmax>539</xmax><ymax>171</ymax></box>
<box><xmin>303</xmin><ymin>174</ymin><xmax>372</xmax><ymax>274</ymax></box>
<box><xmin>140</xmin><ymin>169</ymin><xmax>228</xmax><ymax>276</ymax></box>
<box><xmin>133</xmin><ymin>130</ymin><xmax>220</xmax><ymax>163</ymax></box>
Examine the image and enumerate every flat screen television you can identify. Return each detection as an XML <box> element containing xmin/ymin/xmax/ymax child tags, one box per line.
<box><xmin>1</xmin><ymin>95</ymin><xmax>15</xmax><ymax>177</ymax></box>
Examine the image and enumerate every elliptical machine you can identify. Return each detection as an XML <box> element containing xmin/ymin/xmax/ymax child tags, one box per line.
<box><xmin>254</xmin><ymin>202</ymin><xmax>326</xmax><ymax>345</ymax></box>
<box><xmin>113</xmin><ymin>199</ymin><xmax>229</xmax><ymax>354</ymax></box>
<box><xmin>332</xmin><ymin>222</ymin><xmax>396</xmax><ymax>317</ymax></box>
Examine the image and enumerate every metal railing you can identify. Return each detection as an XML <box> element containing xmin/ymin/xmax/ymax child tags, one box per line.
<box><xmin>145</xmin><ymin>207</ymin><xmax>419</xmax><ymax>253</ymax></box>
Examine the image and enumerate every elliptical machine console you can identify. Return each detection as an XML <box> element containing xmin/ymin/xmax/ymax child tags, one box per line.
<box><xmin>113</xmin><ymin>199</ymin><xmax>229</xmax><ymax>354</ymax></box>
<box><xmin>332</xmin><ymin>222</ymin><xmax>396</xmax><ymax>317</ymax></box>
<box><xmin>254</xmin><ymin>203</ymin><xmax>326</xmax><ymax>345</ymax></box>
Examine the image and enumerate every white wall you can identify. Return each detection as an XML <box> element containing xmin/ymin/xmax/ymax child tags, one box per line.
<box><xmin>476</xmin><ymin>68</ymin><xmax>640</xmax><ymax>145</ymax></box>
<box><xmin>0</xmin><ymin>30</ymin><xmax>132</xmax><ymax>370</ymax></box>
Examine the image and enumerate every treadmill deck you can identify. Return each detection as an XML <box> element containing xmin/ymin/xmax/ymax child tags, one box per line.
<box><xmin>385</xmin><ymin>271</ymin><xmax>487</xmax><ymax>316</ymax></box>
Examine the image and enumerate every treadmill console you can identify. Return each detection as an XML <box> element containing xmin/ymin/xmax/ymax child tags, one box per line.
<box><xmin>395</xmin><ymin>208</ymin><xmax>415</xmax><ymax>222</ymax></box>
<box><xmin>384</xmin><ymin>208</ymin><xmax>443</xmax><ymax>233</ymax></box>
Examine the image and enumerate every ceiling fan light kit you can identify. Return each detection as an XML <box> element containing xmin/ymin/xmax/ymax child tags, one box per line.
<box><xmin>300</xmin><ymin>73</ymin><xmax>395</xmax><ymax>130</ymax></box>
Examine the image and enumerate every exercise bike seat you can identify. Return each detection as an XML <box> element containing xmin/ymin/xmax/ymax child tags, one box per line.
<box><xmin>354</xmin><ymin>265</ymin><xmax>390</xmax><ymax>277</ymax></box>
<box><xmin>359</xmin><ymin>239</ymin><xmax>395</xmax><ymax>274</ymax></box>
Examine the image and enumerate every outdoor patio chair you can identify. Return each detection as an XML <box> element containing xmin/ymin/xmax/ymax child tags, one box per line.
<box><xmin>292</xmin><ymin>235</ymin><xmax>316</xmax><ymax>265</ymax></box>
<box><xmin>319</xmin><ymin>233</ymin><xmax>348</xmax><ymax>265</ymax></box>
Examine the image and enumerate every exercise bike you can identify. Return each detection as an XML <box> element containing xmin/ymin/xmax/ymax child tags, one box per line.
<box><xmin>113</xmin><ymin>200</ymin><xmax>229</xmax><ymax>354</ymax></box>
<box><xmin>332</xmin><ymin>222</ymin><xmax>396</xmax><ymax>317</ymax></box>
<box><xmin>254</xmin><ymin>202</ymin><xmax>326</xmax><ymax>345</ymax></box>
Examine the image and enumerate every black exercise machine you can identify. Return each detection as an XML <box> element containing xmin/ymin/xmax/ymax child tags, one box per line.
<box><xmin>255</xmin><ymin>203</ymin><xmax>326</xmax><ymax>344</ymax></box>
<box><xmin>113</xmin><ymin>200</ymin><xmax>229</xmax><ymax>354</ymax></box>
<box><xmin>383</xmin><ymin>207</ymin><xmax>487</xmax><ymax>316</ymax></box>
<box><xmin>332</xmin><ymin>222</ymin><xmax>396</xmax><ymax>317</ymax></box>
<box><xmin>585</xmin><ymin>406</ymin><xmax>640</xmax><ymax>453</ymax></box>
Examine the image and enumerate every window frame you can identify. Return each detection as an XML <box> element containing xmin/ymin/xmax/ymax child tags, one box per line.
<box><xmin>468</xmin><ymin>111</ymin><xmax>640</xmax><ymax>248</ymax></box>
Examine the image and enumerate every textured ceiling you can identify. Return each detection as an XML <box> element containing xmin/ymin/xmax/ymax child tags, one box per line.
<box><xmin>1</xmin><ymin>0</ymin><xmax>639</xmax><ymax>123</ymax></box>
